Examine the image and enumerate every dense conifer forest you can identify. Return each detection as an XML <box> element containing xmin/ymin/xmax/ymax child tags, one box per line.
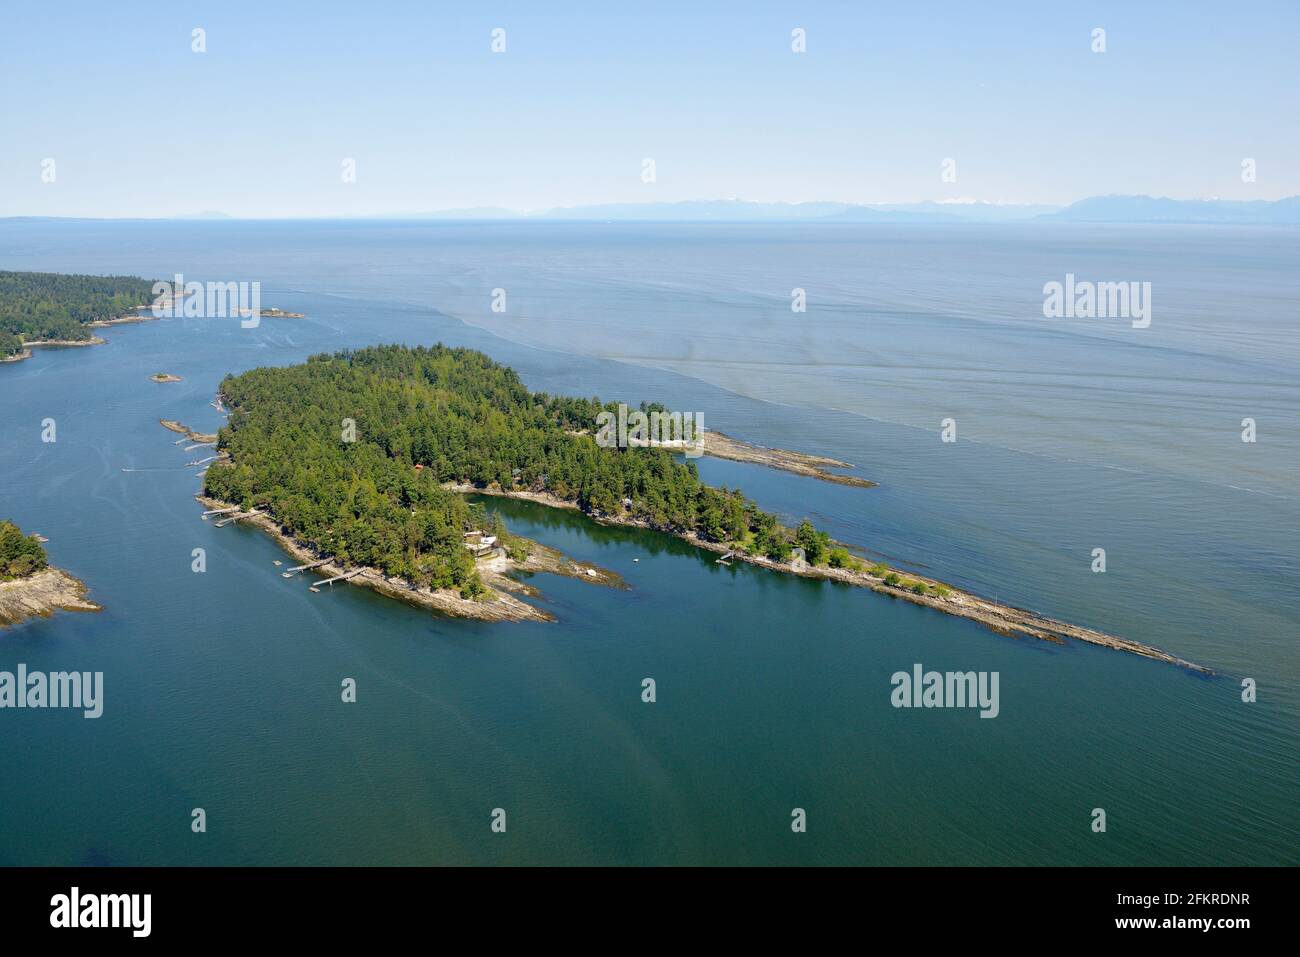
<box><xmin>204</xmin><ymin>344</ymin><xmax>835</xmax><ymax>597</ymax></box>
<box><xmin>0</xmin><ymin>270</ymin><xmax>156</xmax><ymax>356</ymax></box>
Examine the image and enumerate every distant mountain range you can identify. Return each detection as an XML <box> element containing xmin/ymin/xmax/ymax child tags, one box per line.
<box><xmin>399</xmin><ymin>196</ymin><xmax>1300</xmax><ymax>224</ymax></box>
<box><xmin>1039</xmin><ymin>195</ymin><xmax>1300</xmax><ymax>224</ymax></box>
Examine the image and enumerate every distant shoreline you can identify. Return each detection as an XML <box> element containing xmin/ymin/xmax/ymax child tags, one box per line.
<box><xmin>2</xmin><ymin>311</ymin><xmax>154</xmax><ymax>364</ymax></box>
<box><xmin>86</xmin><ymin>311</ymin><xmax>163</xmax><ymax>328</ymax></box>
<box><xmin>3</xmin><ymin>299</ymin><xmax>308</xmax><ymax>365</ymax></box>
<box><xmin>1</xmin><ymin>336</ymin><xmax>108</xmax><ymax>362</ymax></box>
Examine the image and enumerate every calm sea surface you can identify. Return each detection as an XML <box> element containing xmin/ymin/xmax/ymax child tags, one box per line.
<box><xmin>0</xmin><ymin>219</ymin><xmax>1295</xmax><ymax>864</ymax></box>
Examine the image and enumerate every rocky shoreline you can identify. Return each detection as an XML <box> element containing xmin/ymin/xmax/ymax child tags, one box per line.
<box><xmin>176</xmin><ymin>407</ymin><xmax>1204</xmax><ymax>669</ymax></box>
<box><xmin>0</xmin><ymin>567</ymin><xmax>102</xmax><ymax>628</ymax></box>
<box><xmin>160</xmin><ymin>419</ymin><xmax>219</xmax><ymax>444</ymax></box>
<box><xmin>2</xmin><ymin>337</ymin><xmax>107</xmax><ymax>362</ymax></box>
<box><xmin>701</xmin><ymin>430</ymin><xmax>877</xmax><ymax>488</ymax></box>
<box><xmin>195</xmin><ymin>495</ymin><xmax>623</xmax><ymax>623</ymax></box>
<box><xmin>3</xmin><ymin>307</ymin><xmax>161</xmax><ymax>364</ymax></box>
<box><xmin>446</xmin><ymin>483</ymin><xmax>1212</xmax><ymax>673</ymax></box>
<box><xmin>568</xmin><ymin>427</ymin><xmax>877</xmax><ymax>487</ymax></box>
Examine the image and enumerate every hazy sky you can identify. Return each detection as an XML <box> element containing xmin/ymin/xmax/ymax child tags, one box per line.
<box><xmin>2</xmin><ymin>1</ymin><xmax>1297</xmax><ymax>218</ymax></box>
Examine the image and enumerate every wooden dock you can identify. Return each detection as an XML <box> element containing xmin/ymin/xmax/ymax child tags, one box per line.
<box><xmin>214</xmin><ymin>509</ymin><xmax>262</xmax><ymax>528</ymax></box>
<box><xmin>201</xmin><ymin>506</ymin><xmax>240</xmax><ymax>518</ymax></box>
<box><xmin>314</xmin><ymin>570</ymin><xmax>362</xmax><ymax>588</ymax></box>
<box><xmin>282</xmin><ymin>559</ymin><xmax>330</xmax><ymax>578</ymax></box>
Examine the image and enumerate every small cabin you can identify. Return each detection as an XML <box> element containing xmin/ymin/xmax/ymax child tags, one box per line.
<box><xmin>463</xmin><ymin>530</ymin><xmax>498</xmax><ymax>556</ymax></box>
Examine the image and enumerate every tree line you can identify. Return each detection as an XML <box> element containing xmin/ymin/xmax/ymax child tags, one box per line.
<box><xmin>0</xmin><ymin>521</ymin><xmax>49</xmax><ymax>581</ymax></box>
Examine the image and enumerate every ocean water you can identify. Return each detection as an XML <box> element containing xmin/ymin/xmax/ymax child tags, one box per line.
<box><xmin>0</xmin><ymin>219</ymin><xmax>1295</xmax><ymax>865</ymax></box>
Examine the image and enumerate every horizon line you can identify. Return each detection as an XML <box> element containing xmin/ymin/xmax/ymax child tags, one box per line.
<box><xmin>5</xmin><ymin>193</ymin><xmax>1300</xmax><ymax>224</ymax></box>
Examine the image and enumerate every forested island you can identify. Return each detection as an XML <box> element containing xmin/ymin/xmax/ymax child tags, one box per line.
<box><xmin>206</xmin><ymin>345</ymin><xmax>840</xmax><ymax>597</ymax></box>
<box><xmin>0</xmin><ymin>270</ymin><xmax>157</xmax><ymax>359</ymax></box>
<box><xmin>0</xmin><ymin>521</ymin><xmax>100</xmax><ymax>627</ymax></box>
<box><xmin>202</xmin><ymin>345</ymin><xmax>1207</xmax><ymax>670</ymax></box>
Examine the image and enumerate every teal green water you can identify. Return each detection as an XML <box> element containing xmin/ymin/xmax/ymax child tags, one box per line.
<box><xmin>0</xmin><ymin>220</ymin><xmax>1296</xmax><ymax>865</ymax></box>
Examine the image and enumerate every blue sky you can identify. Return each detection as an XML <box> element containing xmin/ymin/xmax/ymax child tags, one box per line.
<box><xmin>2</xmin><ymin>1</ymin><xmax>1297</xmax><ymax>217</ymax></box>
